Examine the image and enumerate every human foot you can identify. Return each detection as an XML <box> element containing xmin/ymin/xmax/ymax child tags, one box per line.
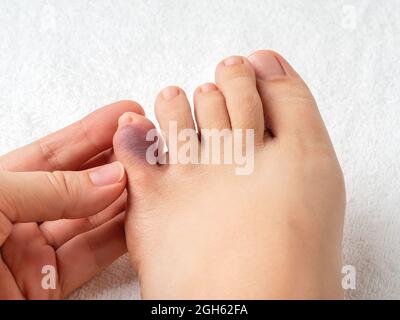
<box><xmin>113</xmin><ymin>51</ymin><xmax>346</xmax><ymax>299</ymax></box>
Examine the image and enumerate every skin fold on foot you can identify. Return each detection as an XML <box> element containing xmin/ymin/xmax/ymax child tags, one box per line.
<box><xmin>113</xmin><ymin>50</ymin><xmax>346</xmax><ymax>299</ymax></box>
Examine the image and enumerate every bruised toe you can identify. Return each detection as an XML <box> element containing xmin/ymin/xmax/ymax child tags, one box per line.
<box><xmin>113</xmin><ymin>113</ymin><xmax>163</xmax><ymax>177</ymax></box>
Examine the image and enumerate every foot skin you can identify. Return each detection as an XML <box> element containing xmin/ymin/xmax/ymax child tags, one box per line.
<box><xmin>113</xmin><ymin>51</ymin><xmax>346</xmax><ymax>299</ymax></box>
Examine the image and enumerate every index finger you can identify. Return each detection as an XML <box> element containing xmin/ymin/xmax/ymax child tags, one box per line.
<box><xmin>0</xmin><ymin>100</ymin><xmax>144</xmax><ymax>172</ymax></box>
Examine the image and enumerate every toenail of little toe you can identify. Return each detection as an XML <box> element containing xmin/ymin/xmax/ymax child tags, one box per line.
<box><xmin>162</xmin><ymin>86</ymin><xmax>180</xmax><ymax>100</ymax></box>
<box><xmin>248</xmin><ymin>51</ymin><xmax>285</xmax><ymax>80</ymax></box>
<box><xmin>223</xmin><ymin>56</ymin><xmax>244</xmax><ymax>66</ymax></box>
<box><xmin>200</xmin><ymin>83</ymin><xmax>218</xmax><ymax>92</ymax></box>
<box><xmin>118</xmin><ymin>112</ymin><xmax>134</xmax><ymax>127</ymax></box>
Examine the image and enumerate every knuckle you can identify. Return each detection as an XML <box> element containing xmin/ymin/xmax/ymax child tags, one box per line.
<box><xmin>46</xmin><ymin>171</ymin><xmax>78</xmax><ymax>208</ymax></box>
<box><xmin>87</xmin><ymin>214</ymin><xmax>101</xmax><ymax>229</ymax></box>
<box><xmin>37</xmin><ymin>139</ymin><xmax>59</xmax><ymax>171</ymax></box>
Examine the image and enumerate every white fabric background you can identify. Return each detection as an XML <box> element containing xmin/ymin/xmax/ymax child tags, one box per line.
<box><xmin>0</xmin><ymin>0</ymin><xmax>398</xmax><ymax>299</ymax></box>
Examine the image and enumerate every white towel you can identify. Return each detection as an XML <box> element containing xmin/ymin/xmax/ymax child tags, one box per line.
<box><xmin>0</xmin><ymin>0</ymin><xmax>398</xmax><ymax>299</ymax></box>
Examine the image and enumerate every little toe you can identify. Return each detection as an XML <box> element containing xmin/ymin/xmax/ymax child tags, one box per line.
<box><xmin>248</xmin><ymin>50</ymin><xmax>330</xmax><ymax>143</ymax></box>
<box><xmin>113</xmin><ymin>112</ymin><xmax>161</xmax><ymax>181</ymax></box>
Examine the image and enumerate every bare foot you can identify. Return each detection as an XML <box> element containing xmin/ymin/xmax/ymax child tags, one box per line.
<box><xmin>113</xmin><ymin>50</ymin><xmax>346</xmax><ymax>299</ymax></box>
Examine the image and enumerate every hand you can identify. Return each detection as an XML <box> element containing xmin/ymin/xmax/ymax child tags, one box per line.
<box><xmin>0</xmin><ymin>100</ymin><xmax>144</xmax><ymax>299</ymax></box>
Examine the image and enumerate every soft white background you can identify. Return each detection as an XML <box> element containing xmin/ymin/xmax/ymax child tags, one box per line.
<box><xmin>0</xmin><ymin>0</ymin><xmax>399</xmax><ymax>299</ymax></box>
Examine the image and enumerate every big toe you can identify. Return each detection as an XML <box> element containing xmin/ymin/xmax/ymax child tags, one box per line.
<box><xmin>248</xmin><ymin>50</ymin><xmax>330</xmax><ymax>143</ymax></box>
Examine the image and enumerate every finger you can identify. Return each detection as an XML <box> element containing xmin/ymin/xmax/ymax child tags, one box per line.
<box><xmin>0</xmin><ymin>100</ymin><xmax>144</xmax><ymax>172</ymax></box>
<box><xmin>0</xmin><ymin>162</ymin><xmax>126</xmax><ymax>223</ymax></box>
<box><xmin>1</xmin><ymin>223</ymin><xmax>60</xmax><ymax>299</ymax></box>
<box><xmin>0</xmin><ymin>256</ymin><xmax>23</xmax><ymax>299</ymax></box>
<box><xmin>56</xmin><ymin>213</ymin><xmax>127</xmax><ymax>297</ymax></box>
<box><xmin>40</xmin><ymin>191</ymin><xmax>126</xmax><ymax>248</ymax></box>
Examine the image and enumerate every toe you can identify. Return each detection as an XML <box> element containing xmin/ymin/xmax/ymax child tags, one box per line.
<box><xmin>248</xmin><ymin>50</ymin><xmax>330</xmax><ymax>143</ymax></box>
<box><xmin>215</xmin><ymin>56</ymin><xmax>265</xmax><ymax>143</ymax></box>
<box><xmin>155</xmin><ymin>86</ymin><xmax>196</xmax><ymax>148</ymax></box>
<box><xmin>113</xmin><ymin>112</ymin><xmax>162</xmax><ymax>180</ymax></box>
<box><xmin>193</xmin><ymin>83</ymin><xmax>231</xmax><ymax>131</ymax></box>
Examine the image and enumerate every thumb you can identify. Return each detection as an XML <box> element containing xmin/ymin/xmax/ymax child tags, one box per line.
<box><xmin>0</xmin><ymin>162</ymin><xmax>126</xmax><ymax>223</ymax></box>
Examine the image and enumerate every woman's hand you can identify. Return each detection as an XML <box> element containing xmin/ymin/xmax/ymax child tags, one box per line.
<box><xmin>0</xmin><ymin>100</ymin><xmax>144</xmax><ymax>299</ymax></box>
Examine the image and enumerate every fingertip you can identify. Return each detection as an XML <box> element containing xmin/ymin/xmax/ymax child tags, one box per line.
<box><xmin>113</xmin><ymin>100</ymin><xmax>145</xmax><ymax>116</ymax></box>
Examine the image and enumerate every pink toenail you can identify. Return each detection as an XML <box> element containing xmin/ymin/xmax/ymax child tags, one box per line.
<box><xmin>162</xmin><ymin>86</ymin><xmax>180</xmax><ymax>100</ymax></box>
<box><xmin>118</xmin><ymin>112</ymin><xmax>134</xmax><ymax>127</ymax></box>
<box><xmin>200</xmin><ymin>83</ymin><xmax>217</xmax><ymax>92</ymax></box>
<box><xmin>223</xmin><ymin>56</ymin><xmax>244</xmax><ymax>66</ymax></box>
<box><xmin>248</xmin><ymin>51</ymin><xmax>285</xmax><ymax>80</ymax></box>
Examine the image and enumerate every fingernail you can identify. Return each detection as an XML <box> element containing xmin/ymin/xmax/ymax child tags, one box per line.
<box><xmin>162</xmin><ymin>86</ymin><xmax>180</xmax><ymax>100</ymax></box>
<box><xmin>118</xmin><ymin>113</ymin><xmax>134</xmax><ymax>127</ymax></box>
<box><xmin>89</xmin><ymin>162</ymin><xmax>125</xmax><ymax>186</ymax></box>
<box><xmin>199</xmin><ymin>83</ymin><xmax>217</xmax><ymax>92</ymax></box>
<box><xmin>248</xmin><ymin>51</ymin><xmax>285</xmax><ymax>80</ymax></box>
<box><xmin>223</xmin><ymin>56</ymin><xmax>243</xmax><ymax>66</ymax></box>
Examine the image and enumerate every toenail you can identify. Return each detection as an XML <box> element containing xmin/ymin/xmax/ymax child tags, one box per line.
<box><xmin>162</xmin><ymin>86</ymin><xmax>180</xmax><ymax>100</ymax></box>
<box><xmin>223</xmin><ymin>56</ymin><xmax>244</xmax><ymax>66</ymax></box>
<box><xmin>199</xmin><ymin>83</ymin><xmax>217</xmax><ymax>92</ymax></box>
<box><xmin>248</xmin><ymin>51</ymin><xmax>285</xmax><ymax>80</ymax></box>
<box><xmin>118</xmin><ymin>112</ymin><xmax>134</xmax><ymax>127</ymax></box>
